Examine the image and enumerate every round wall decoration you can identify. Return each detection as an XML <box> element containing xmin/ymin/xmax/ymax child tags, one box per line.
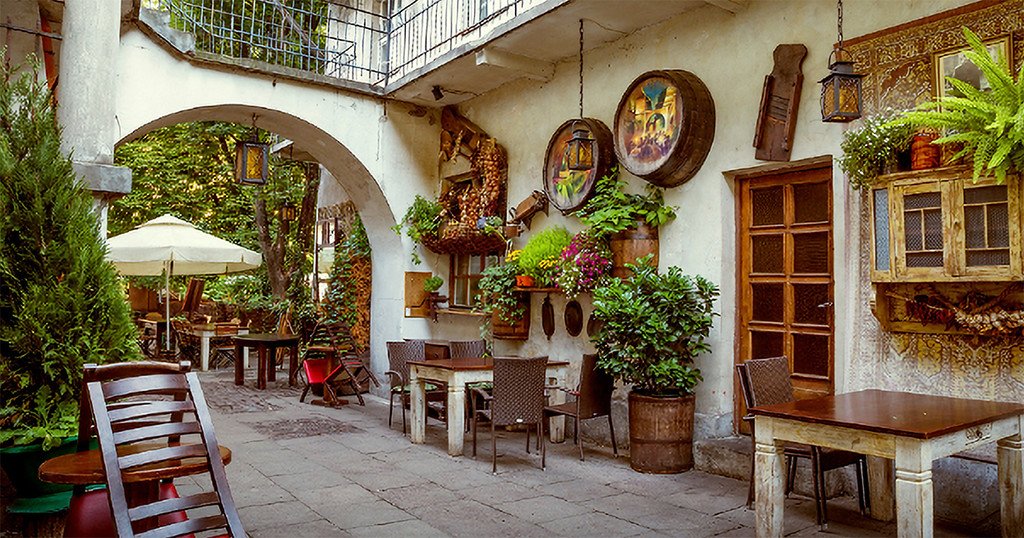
<box><xmin>564</xmin><ymin>300</ymin><xmax>583</xmax><ymax>337</ymax></box>
<box><xmin>613</xmin><ymin>70</ymin><xmax>715</xmax><ymax>187</ymax></box>
<box><xmin>543</xmin><ymin>118</ymin><xmax>615</xmax><ymax>214</ymax></box>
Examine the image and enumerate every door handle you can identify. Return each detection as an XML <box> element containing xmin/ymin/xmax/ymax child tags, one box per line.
<box><xmin>816</xmin><ymin>302</ymin><xmax>833</xmax><ymax>309</ymax></box>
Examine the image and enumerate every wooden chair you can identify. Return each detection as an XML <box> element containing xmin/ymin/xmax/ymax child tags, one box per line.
<box><xmin>300</xmin><ymin>321</ymin><xmax>379</xmax><ymax>406</ymax></box>
<box><xmin>209</xmin><ymin>323</ymin><xmax>240</xmax><ymax>369</ymax></box>
<box><xmin>736</xmin><ymin>356</ymin><xmax>869</xmax><ymax>530</ymax></box>
<box><xmin>64</xmin><ymin>361</ymin><xmax>193</xmax><ymax>538</ymax></box>
<box><xmin>472</xmin><ymin>356</ymin><xmax>548</xmax><ymax>473</ymax></box>
<box><xmin>541</xmin><ymin>353</ymin><xmax>617</xmax><ymax>465</ymax></box>
<box><xmin>385</xmin><ymin>341</ymin><xmax>447</xmax><ymax>433</ymax></box>
<box><xmin>85</xmin><ymin>369</ymin><xmax>244</xmax><ymax>537</ymax></box>
<box><xmin>170</xmin><ymin>320</ymin><xmax>199</xmax><ymax>365</ymax></box>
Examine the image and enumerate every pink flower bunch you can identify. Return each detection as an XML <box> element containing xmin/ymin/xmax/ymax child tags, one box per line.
<box><xmin>556</xmin><ymin>232</ymin><xmax>612</xmax><ymax>299</ymax></box>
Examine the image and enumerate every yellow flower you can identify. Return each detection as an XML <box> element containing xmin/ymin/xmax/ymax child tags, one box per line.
<box><xmin>506</xmin><ymin>250</ymin><xmax>522</xmax><ymax>263</ymax></box>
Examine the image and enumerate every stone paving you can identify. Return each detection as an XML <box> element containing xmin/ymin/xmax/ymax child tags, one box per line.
<box><xmin>176</xmin><ymin>370</ymin><xmax>976</xmax><ymax>536</ymax></box>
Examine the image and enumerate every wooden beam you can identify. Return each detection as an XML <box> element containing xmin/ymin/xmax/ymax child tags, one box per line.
<box><xmin>475</xmin><ymin>47</ymin><xmax>554</xmax><ymax>81</ymax></box>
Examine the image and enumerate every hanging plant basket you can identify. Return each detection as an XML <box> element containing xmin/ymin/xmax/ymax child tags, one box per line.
<box><xmin>420</xmin><ymin>223</ymin><xmax>507</xmax><ymax>256</ymax></box>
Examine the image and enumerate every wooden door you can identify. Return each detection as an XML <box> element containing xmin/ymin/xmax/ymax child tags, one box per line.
<box><xmin>736</xmin><ymin>166</ymin><xmax>834</xmax><ymax>433</ymax></box>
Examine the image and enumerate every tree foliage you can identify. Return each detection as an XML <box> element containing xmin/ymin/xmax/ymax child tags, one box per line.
<box><xmin>0</xmin><ymin>60</ymin><xmax>140</xmax><ymax>449</ymax></box>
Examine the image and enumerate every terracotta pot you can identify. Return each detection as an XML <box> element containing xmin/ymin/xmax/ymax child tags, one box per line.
<box><xmin>515</xmin><ymin>275</ymin><xmax>535</xmax><ymax>287</ymax></box>
<box><xmin>911</xmin><ymin>132</ymin><xmax>941</xmax><ymax>170</ymax></box>
<box><xmin>627</xmin><ymin>391</ymin><xmax>695</xmax><ymax>474</ymax></box>
<box><xmin>610</xmin><ymin>222</ymin><xmax>659</xmax><ymax>279</ymax></box>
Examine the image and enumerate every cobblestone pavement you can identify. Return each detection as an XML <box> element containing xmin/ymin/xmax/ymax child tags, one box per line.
<box><xmin>180</xmin><ymin>370</ymin><xmax>974</xmax><ymax>537</ymax></box>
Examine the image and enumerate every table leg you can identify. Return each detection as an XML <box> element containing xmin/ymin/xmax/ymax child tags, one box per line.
<box><xmin>267</xmin><ymin>346</ymin><xmax>277</xmax><ymax>382</ymax></box>
<box><xmin>754</xmin><ymin>418</ymin><xmax>785</xmax><ymax>538</ymax></box>
<box><xmin>447</xmin><ymin>381</ymin><xmax>466</xmax><ymax>456</ymax></box>
<box><xmin>867</xmin><ymin>455</ymin><xmax>895</xmax><ymax>522</ymax></box>
<box><xmin>410</xmin><ymin>369</ymin><xmax>426</xmax><ymax>444</ymax></box>
<box><xmin>200</xmin><ymin>335</ymin><xmax>210</xmax><ymax>372</ymax></box>
<box><xmin>289</xmin><ymin>343</ymin><xmax>298</xmax><ymax>386</ymax></box>
<box><xmin>234</xmin><ymin>344</ymin><xmax>244</xmax><ymax>385</ymax></box>
<box><xmin>895</xmin><ymin>438</ymin><xmax>933</xmax><ymax>538</ymax></box>
<box><xmin>257</xmin><ymin>346</ymin><xmax>267</xmax><ymax>390</ymax></box>
<box><xmin>243</xmin><ymin>346</ymin><xmax>249</xmax><ymax>369</ymax></box>
<box><xmin>997</xmin><ymin>419</ymin><xmax>1023</xmax><ymax>538</ymax></box>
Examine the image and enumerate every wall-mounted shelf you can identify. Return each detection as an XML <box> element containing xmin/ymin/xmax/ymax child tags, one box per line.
<box><xmin>514</xmin><ymin>287</ymin><xmax>561</xmax><ymax>293</ymax></box>
<box><xmin>436</xmin><ymin>308</ymin><xmax>487</xmax><ymax>318</ymax></box>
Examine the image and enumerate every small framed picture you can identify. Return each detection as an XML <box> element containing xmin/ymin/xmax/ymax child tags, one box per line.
<box><xmin>933</xmin><ymin>35</ymin><xmax>1011</xmax><ymax>99</ymax></box>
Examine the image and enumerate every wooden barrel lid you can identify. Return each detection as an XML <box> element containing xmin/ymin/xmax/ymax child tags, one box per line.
<box><xmin>564</xmin><ymin>300</ymin><xmax>583</xmax><ymax>337</ymax></box>
<box><xmin>613</xmin><ymin>70</ymin><xmax>715</xmax><ymax>187</ymax></box>
<box><xmin>543</xmin><ymin>118</ymin><xmax>616</xmax><ymax>214</ymax></box>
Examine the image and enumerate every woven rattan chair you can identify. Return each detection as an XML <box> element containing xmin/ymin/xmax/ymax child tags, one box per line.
<box><xmin>541</xmin><ymin>354</ymin><xmax>617</xmax><ymax>465</ymax></box>
<box><xmin>737</xmin><ymin>356</ymin><xmax>869</xmax><ymax>530</ymax></box>
<box><xmin>385</xmin><ymin>340</ymin><xmax>447</xmax><ymax>433</ymax></box>
<box><xmin>472</xmin><ymin>356</ymin><xmax>548</xmax><ymax>473</ymax></box>
<box><xmin>85</xmin><ymin>368</ymin><xmax>243</xmax><ymax>537</ymax></box>
<box><xmin>448</xmin><ymin>340</ymin><xmax>486</xmax><ymax>359</ymax></box>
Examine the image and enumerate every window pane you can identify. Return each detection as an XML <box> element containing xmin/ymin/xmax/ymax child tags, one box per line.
<box><xmin>964</xmin><ymin>185</ymin><xmax>1007</xmax><ymax>204</ymax></box>
<box><xmin>750</xmin><ymin>331</ymin><xmax>784</xmax><ymax>359</ymax></box>
<box><xmin>752</xmin><ymin>235</ymin><xmax>784</xmax><ymax>273</ymax></box>
<box><xmin>904</xmin><ymin>192</ymin><xmax>941</xmax><ymax>210</ymax></box>
<box><xmin>792</xmin><ymin>333</ymin><xmax>829</xmax><ymax>377</ymax></box>
<box><xmin>873</xmin><ymin>189</ymin><xmax>890</xmax><ymax>271</ymax></box>
<box><xmin>987</xmin><ymin>204</ymin><xmax>1009</xmax><ymax>248</ymax></box>
<box><xmin>965</xmin><ymin>205</ymin><xmax>985</xmax><ymax>248</ymax></box>
<box><xmin>967</xmin><ymin>250</ymin><xmax>1010</xmax><ymax>267</ymax></box>
<box><xmin>751</xmin><ymin>283</ymin><xmax>784</xmax><ymax>323</ymax></box>
<box><xmin>907</xmin><ymin>251</ymin><xmax>943</xmax><ymax>267</ymax></box>
<box><xmin>904</xmin><ymin>211</ymin><xmax>922</xmax><ymax>251</ymax></box>
<box><xmin>793</xmin><ymin>232</ymin><xmax>829</xmax><ymax>274</ymax></box>
<box><xmin>793</xmin><ymin>182</ymin><xmax>829</xmax><ymax>223</ymax></box>
<box><xmin>793</xmin><ymin>284</ymin><xmax>829</xmax><ymax>326</ymax></box>
<box><xmin>923</xmin><ymin>209</ymin><xmax>943</xmax><ymax>250</ymax></box>
<box><xmin>752</xmin><ymin>186</ymin><xmax>784</xmax><ymax>226</ymax></box>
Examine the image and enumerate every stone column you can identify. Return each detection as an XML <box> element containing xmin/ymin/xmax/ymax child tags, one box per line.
<box><xmin>57</xmin><ymin>0</ymin><xmax>131</xmax><ymax>234</ymax></box>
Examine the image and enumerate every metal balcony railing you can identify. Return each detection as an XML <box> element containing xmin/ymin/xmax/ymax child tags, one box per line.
<box><xmin>143</xmin><ymin>0</ymin><xmax>547</xmax><ymax>91</ymax></box>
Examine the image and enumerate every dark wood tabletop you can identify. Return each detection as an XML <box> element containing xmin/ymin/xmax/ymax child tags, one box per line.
<box><xmin>408</xmin><ymin>356</ymin><xmax>571</xmax><ymax>371</ymax></box>
<box><xmin>39</xmin><ymin>444</ymin><xmax>231</xmax><ymax>485</ymax></box>
<box><xmin>233</xmin><ymin>333</ymin><xmax>300</xmax><ymax>344</ymax></box>
<box><xmin>750</xmin><ymin>389</ymin><xmax>1024</xmax><ymax>439</ymax></box>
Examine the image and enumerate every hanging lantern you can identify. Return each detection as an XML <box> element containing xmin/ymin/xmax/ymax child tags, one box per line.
<box><xmin>566</xmin><ymin>121</ymin><xmax>595</xmax><ymax>171</ymax></box>
<box><xmin>280</xmin><ymin>201</ymin><xmax>297</xmax><ymax>223</ymax></box>
<box><xmin>819</xmin><ymin>0</ymin><xmax>863</xmax><ymax>122</ymax></box>
<box><xmin>235</xmin><ymin>138</ymin><xmax>269</xmax><ymax>185</ymax></box>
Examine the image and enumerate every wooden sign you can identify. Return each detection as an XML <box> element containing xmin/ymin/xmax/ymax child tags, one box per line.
<box><xmin>753</xmin><ymin>44</ymin><xmax>807</xmax><ymax>161</ymax></box>
<box><xmin>543</xmin><ymin>118</ymin><xmax>615</xmax><ymax>214</ymax></box>
<box><xmin>613</xmin><ymin>70</ymin><xmax>715</xmax><ymax>187</ymax></box>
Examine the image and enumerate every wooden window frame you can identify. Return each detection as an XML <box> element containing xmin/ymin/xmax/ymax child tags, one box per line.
<box><xmin>448</xmin><ymin>253</ymin><xmax>499</xmax><ymax>309</ymax></box>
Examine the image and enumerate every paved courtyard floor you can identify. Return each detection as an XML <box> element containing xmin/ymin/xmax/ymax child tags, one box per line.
<box><xmin>177</xmin><ymin>368</ymin><xmax>980</xmax><ymax>538</ymax></box>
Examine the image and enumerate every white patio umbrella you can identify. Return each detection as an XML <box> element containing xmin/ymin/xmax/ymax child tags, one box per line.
<box><xmin>106</xmin><ymin>214</ymin><xmax>262</xmax><ymax>349</ymax></box>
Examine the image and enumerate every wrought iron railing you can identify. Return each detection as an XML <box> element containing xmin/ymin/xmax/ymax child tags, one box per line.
<box><xmin>143</xmin><ymin>0</ymin><xmax>548</xmax><ymax>91</ymax></box>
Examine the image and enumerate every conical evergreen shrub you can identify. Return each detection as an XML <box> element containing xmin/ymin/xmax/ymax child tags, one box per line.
<box><xmin>0</xmin><ymin>60</ymin><xmax>140</xmax><ymax>449</ymax></box>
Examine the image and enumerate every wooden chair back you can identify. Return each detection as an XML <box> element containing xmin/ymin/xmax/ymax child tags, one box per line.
<box><xmin>491</xmin><ymin>356</ymin><xmax>547</xmax><ymax>427</ymax></box>
<box><xmin>736</xmin><ymin>356</ymin><xmax>793</xmax><ymax>409</ymax></box>
<box><xmin>448</xmin><ymin>340</ymin><xmax>486</xmax><ymax>360</ymax></box>
<box><xmin>576</xmin><ymin>354</ymin><xmax>615</xmax><ymax>420</ymax></box>
<box><xmin>86</xmin><ymin>370</ymin><xmax>243</xmax><ymax>537</ymax></box>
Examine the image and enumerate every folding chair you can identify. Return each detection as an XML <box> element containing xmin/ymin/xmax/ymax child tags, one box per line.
<box><xmin>300</xmin><ymin>322</ymin><xmax>379</xmax><ymax>406</ymax></box>
<box><xmin>209</xmin><ymin>323</ymin><xmax>239</xmax><ymax>369</ymax></box>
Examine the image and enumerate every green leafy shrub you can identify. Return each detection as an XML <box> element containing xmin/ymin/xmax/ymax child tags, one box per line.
<box><xmin>592</xmin><ymin>256</ymin><xmax>719</xmax><ymax>397</ymax></box>
<box><xmin>578</xmin><ymin>166</ymin><xmax>676</xmax><ymax>237</ymax></box>
<box><xmin>0</xmin><ymin>60</ymin><xmax>140</xmax><ymax>449</ymax></box>
<box><xmin>423</xmin><ymin>276</ymin><xmax>444</xmax><ymax>293</ymax></box>
<box><xmin>476</xmin><ymin>254</ymin><xmax>525</xmax><ymax>325</ymax></box>
<box><xmin>518</xmin><ymin>226</ymin><xmax>572</xmax><ymax>286</ymax></box>
<box><xmin>894</xmin><ymin>27</ymin><xmax>1024</xmax><ymax>183</ymax></box>
<box><xmin>838</xmin><ymin>111</ymin><xmax>915</xmax><ymax>189</ymax></box>
<box><xmin>392</xmin><ymin>195</ymin><xmax>442</xmax><ymax>264</ymax></box>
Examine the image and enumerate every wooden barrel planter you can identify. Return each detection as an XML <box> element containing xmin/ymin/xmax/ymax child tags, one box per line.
<box><xmin>492</xmin><ymin>294</ymin><xmax>530</xmax><ymax>340</ymax></box>
<box><xmin>627</xmin><ymin>392</ymin><xmax>695</xmax><ymax>474</ymax></box>
<box><xmin>610</xmin><ymin>222</ymin><xmax>659</xmax><ymax>278</ymax></box>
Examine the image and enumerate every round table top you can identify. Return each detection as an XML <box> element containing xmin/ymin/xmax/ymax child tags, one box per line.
<box><xmin>233</xmin><ymin>333</ymin><xmax>300</xmax><ymax>344</ymax></box>
<box><xmin>39</xmin><ymin>444</ymin><xmax>231</xmax><ymax>485</ymax></box>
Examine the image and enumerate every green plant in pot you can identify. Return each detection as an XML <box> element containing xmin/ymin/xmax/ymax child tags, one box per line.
<box><xmin>476</xmin><ymin>252</ymin><xmax>530</xmax><ymax>341</ymax></box>
<box><xmin>518</xmin><ymin>226</ymin><xmax>572</xmax><ymax>287</ymax></box>
<box><xmin>392</xmin><ymin>195</ymin><xmax>442</xmax><ymax>264</ymax></box>
<box><xmin>893</xmin><ymin>27</ymin><xmax>1024</xmax><ymax>183</ymax></box>
<box><xmin>838</xmin><ymin>110</ymin><xmax>915</xmax><ymax>190</ymax></box>
<box><xmin>578</xmin><ymin>166</ymin><xmax>676</xmax><ymax>277</ymax></box>
<box><xmin>591</xmin><ymin>255</ymin><xmax>719</xmax><ymax>473</ymax></box>
<box><xmin>423</xmin><ymin>275</ymin><xmax>444</xmax><ymax>294</ymax></box>
<box><xmin>0</xmin><ymin>61</ymin><xmax>140</xmax><ymax>505</ymax></box>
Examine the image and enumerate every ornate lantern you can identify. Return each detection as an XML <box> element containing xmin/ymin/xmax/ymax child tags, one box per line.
<box><xmin>819</xmin><ymin>0</ymin><xmax>863</xmax><ymax>122</ymax></box>
<box><xmin>234</xmin><ymin>132</ymin><xmax>269</xmax><ymax>185</ymax></box>
<box><xmin>280</xmin><ymin>201</ymin><xmax>297</xmax><ymax>223</ymax></box>
<box><xmin>565</xmin><ymin>20</ymin><xmax>594</xmax><ymax>172</ymax></box>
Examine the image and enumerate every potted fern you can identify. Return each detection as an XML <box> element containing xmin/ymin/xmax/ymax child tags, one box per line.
<box><xmin>894</xmin><ymin>27</ymin><xmax>1024</xmax><ymax>183</ymax></box>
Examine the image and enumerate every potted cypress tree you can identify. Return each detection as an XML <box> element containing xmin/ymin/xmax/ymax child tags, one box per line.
<box><xmin>0</xmin><ymin>61</ymin><xmax>139</xmax><ymax>506</ymax></box>
<box><xmin>591</xmin><ymin>256</ymin><xmax>718</xmax><ymax>473</ymax></box>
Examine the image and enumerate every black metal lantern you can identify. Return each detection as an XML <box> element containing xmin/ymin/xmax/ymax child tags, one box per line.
<box><xmin>566</xmin><ymin>121</ymin><xmax>595</xmax><ymax>171</ymax></box>
<box><xmin>820</xmin><ymin>0</ymin><xmax>863</xmax><ymax>122</ymax></box>
<box><xmin>280</xmin><ymin>201</ymin><xmax>297</xmax><ymax>223</ymax></box>
<box><xmin>234</xmin><ymin>137</ymin><xmax>269</xmax><ymax>185</ymax></box>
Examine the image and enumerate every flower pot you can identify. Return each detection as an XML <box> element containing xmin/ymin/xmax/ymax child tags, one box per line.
<box><xmin>911</xmin><ymin>132</ymin><xmax>941</xmax><ymax>170</ymax></box>
<box><xmin>515</xmin><ymin>275</ymin><xmax>535</xmax><ymax>287</ymax></box>
<box><xmin>610</xmin><ymin>222</ymin><xmax>659</xmax><ymax>279</ymax></box>
<box><xmin>492</xmin><ymin>295</ymin><xmax>531</xmax><ymax>340</ymax></box>
<box><xmin>627</xmin><ymin>391</ymin><xmax>694</xmax><ymax>474</ymax></box>
<box><xmin>0</xmin><ymin>436</ymin><xmax>80</xmax><ymax>498</ymax></box>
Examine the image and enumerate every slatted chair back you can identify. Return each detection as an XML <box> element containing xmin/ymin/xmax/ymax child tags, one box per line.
<box><xmin>386</xmin><ymin>340</ymin><xmax>424</xmax><ymax>384</ymax></box>
<box><xmin>576</xmin><ymin>354</ymin><xmax>615</xmax><ymax>420</ymax></box>
<box><xmin>324</xmin><ymin>321</ymin><xmax>357</xmax><ymax>356</ymax></box>
<box><xmin>491</xmin><ymin>356</ymin><xmax>547</xmax><ymax>427</ymax></box>
<box><xmin>448</xmin><ymin>340</ymin><xmax>486</xmax><ymax>360</ymax></box>
<box><xmin>741</xmin><ymin>356</ymin><xmax>794</xmax><ymax>408</ymax></box>
<box><xmin>86</xmin><ymin>371</ymin><xmax>243</xmax><ymax>538</ymax></box>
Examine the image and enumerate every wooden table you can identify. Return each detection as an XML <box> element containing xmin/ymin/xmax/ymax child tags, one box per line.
<box><xmin>190</xmin><ymin>324</ymin><xmax>249</xmax><ymax>371</ymax></box>
<box><xmin>408</xmin><ymin>357</ymin><xmax>569</xmax><ymax>456</ymax></box>
<box><xmin>423</xmin><ymin>340</ymin><xmax>452</xmax><ymax>361</ymax></box>
<box><xmin>233</xmin><ymin>334</ymin><xmax>300</xmax><ymax>389</ymax></box>
<box><xmin>750</xmin><ymin>389</ymin><xmax>1024</xmax><ymax>538</ymax></box>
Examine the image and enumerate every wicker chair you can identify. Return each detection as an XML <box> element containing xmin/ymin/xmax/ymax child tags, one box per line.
<box><xmin>472</xmin><ymin>356</ymin><xmax>548</xmax><ymax>473</ymax></box>
<box><xmin>385</xmin><ymin>341</ymin><xmax>447</xmax><ymax>433</ymax></box>
<box><xmin>209</xmin><ymin>323</ymin><xmax>239</xmax><ymax>369</ymax></box>
<box><xmin>448</xmin><ymin>339</ymin><xmax>486</xmax><ymax>359</ymax></box>
<box><xmin>736</xmin><ymin>356</ymin><xmax>869</xmax><ymax>530</ymax></box>
<box><xmin>542</xmin><ymin>353</ymin><xmax>617</xmax><ymax>465</ymax></box>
